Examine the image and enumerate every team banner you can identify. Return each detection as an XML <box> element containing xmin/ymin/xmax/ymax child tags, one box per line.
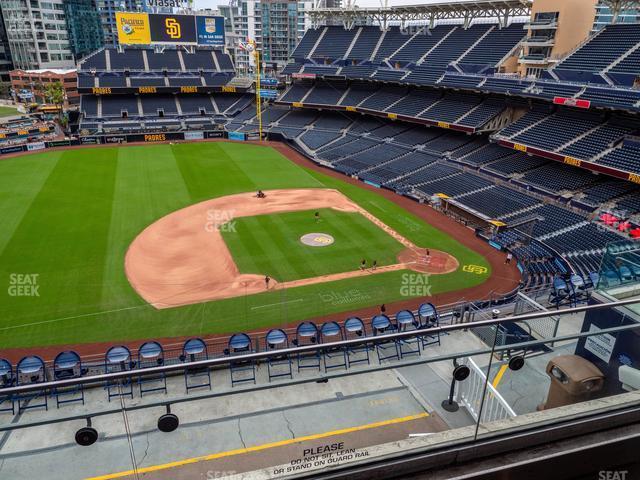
<box><xmin>195</xmin><ymin>16</ymin><xmax>225</xmax><ymax>46</ymax></box>
<box><xmin>116</xmin><ymin>12</ymin><xmax>151</xmax><ymax>45</ymax></box>
<box><xmin>149</xmin><ymin>14</ymin><xmax>197</xmax><ymax>45</ymax></box>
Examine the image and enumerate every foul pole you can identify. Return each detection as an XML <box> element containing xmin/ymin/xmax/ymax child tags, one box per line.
<box><xmin>254</xmin><ymin>47</ymin><xmax>262</xmax><ymax>141</ymax></box>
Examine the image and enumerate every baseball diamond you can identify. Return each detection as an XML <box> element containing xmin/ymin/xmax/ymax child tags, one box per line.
<box><xmin>0</xmin><ymin>141</ymin><xmax>509</xmax><ymax>352</ymax></box>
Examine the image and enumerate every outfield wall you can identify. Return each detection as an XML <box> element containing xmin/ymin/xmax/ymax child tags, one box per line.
<box><xmin>0</xmin><ymin>130</ymin><xmax>231</xmax><ymax>156</ymax></box>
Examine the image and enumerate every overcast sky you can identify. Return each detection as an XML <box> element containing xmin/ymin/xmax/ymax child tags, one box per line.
<box><xmin>194</xmin><ymin>0</ymin><xmax>462</xmax><ymax>10</ymax></box>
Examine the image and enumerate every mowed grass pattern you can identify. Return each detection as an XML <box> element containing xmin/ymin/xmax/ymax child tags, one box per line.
<box><xmin>223</xmin><ymin>209</ymin><xmax>404</xmax><ymax>282</ymax></box>
<box><xmin>0</xmin><ymin>142</ymin><xmax>491</xmax><ymax>349</ymax></box>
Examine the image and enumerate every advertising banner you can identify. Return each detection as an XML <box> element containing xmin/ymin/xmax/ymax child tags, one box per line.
<box><xmin>80</xmin><ymin>137</ymin><xmax>102</xmax><ymax>145</ymax></box>
<box><xmin>205</xmin><ymin>130</ymin><xmax>224</xmax><ymax>139</ymax></box>
<box><xmin>553</xmin><ymin>96</ymin><xmax>591</xmax><ymax>109</ymax></box>
<box><xmin>0</xmin><ymin>145</ymin><xmax>25</xmax><ymax>155</ymax></box>
<box><xmin>184</xmin><ymin>131</ymin><xmax>204</xmax><ymax>140</ymax></box>
<box><xmin>196</xmin><ymin>16</ymin><xmax>225</xmax><ymax>46</ymax></box>
<box><xmin>104</xmin><ymin>135</ymin><xmax>127</xmax><ymax>144</ymax></box>
<box><xmin>261</xmin><ymin>77</ymin><xmax>278</xmax><ymax>86</ymax></box>
<box><xmin>27</xmin><ymin>142</ymin><xmax>46</xmax><ymax>151</ymax></box>
<box><xmin>259</xmin><ymin>89</ymin><xmax>278</xmax><ymax>99</ymax></box>
<box><xmin>149</xmin><ymin>14</ymin><xmax>197</xmax><ymax>45</ymax></box>
<box><xmin>47</xmin><ymin>140</ymin><xmax>71</xmax><ymax>147</ymax></box>
<box><xmin>228</xmin><ymin>132</ymin><xmax>246</xmax><ymax>141</ymax></box>
<box><xmin>116</xmin><ymin>12</ymin><xmax>151</xmax><ymax>45</ymax></box>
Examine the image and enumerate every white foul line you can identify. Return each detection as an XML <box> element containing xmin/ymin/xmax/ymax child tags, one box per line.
<box><xmin>0</xmin><ymin>305</ymin><xmax>145</xmax><ymax>331</ymax></box>
<box><xmin>250</xmin><ymin>298</ymin><xmax>305</xmax><ymax>310</ymax></box>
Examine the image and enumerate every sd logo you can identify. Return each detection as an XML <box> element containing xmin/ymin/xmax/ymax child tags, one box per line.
<box><xmin>165</xmin><ymin>18</ymin><xmax>181</xmax><ymax>39</ymax></box>
<box><xmin>463</xmin><ymin>264</ymin><xmax>488</xmax><ymax>275</ymax></box>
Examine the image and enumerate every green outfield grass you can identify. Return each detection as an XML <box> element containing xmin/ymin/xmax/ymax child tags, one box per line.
<box><xmin>0</xmin><ymin>105</ymin><xmax>19</xmax><ymax>117</ymax></box>
<box><xmin>222</xmin><ymin>208</ymin><xmax>404</xmax><ymax>282</ymax></box>
<box><xmin>0</xmin><ymin>141</ymin><xmax>491</xmax><ymax>350</ymax></box>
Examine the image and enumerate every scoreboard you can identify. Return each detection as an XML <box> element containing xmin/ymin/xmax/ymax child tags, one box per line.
<box><xmin>116</xmin><ymin>12</ymin><xmax>225</xmax><ymax>47</ymax></box>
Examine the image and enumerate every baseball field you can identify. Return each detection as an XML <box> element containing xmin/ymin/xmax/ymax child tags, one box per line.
<box><xmin>0</xmin><ymin>141</ymin><xmax>494</xmax><ymax>351</ymax></box>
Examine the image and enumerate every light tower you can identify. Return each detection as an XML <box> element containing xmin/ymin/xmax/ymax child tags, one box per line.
<box><xmin>239</xmin><ymin>38</ymin><xmax>262</xmax><ymax>141</ymax></box>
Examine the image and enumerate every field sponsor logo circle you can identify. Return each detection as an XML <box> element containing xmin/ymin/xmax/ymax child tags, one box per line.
<box><xmin>300</xmin><ymin>233</ymin><xmax>334</xmax><ymax>247</ymax></box>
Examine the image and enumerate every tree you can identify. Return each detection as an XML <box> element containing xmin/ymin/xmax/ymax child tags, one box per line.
<box><xmin>43</xmin><ymin>81</ymin><xmax>66</xmax><ymax>119</ymax></box>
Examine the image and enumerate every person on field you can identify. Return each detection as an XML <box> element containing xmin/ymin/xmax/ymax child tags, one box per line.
<box><xmin>314</xmin><ymin>211</ymin><xmax>320</xmax><ymax>223</ymax></box>
<box><xmin>372</xmin><ymin>260</ymin><xmax>377</xmax><ymax>270</ymax></box>
<box><xmin>505</xmin><ymin>252</ymin><xmax>513</xmax><ymax>264</ymax></box>
<box><xmin>265</xmin><ymin>275</ymin><xmax>271</xmax><ymax>289</ymax></box>
<box><xmin>256</xmin><ymin>190</ymin><xmax>266</xmax><ymax>198</ymax></box>
<box><xmin>380</xmin><ymin>304</ymin><xmax>386</xmax><ymax>314</ymax></box>
<box><xmin>360</xmin><ymin>259</ymin><xmax>366</xmax><ymax>271</ymax></box>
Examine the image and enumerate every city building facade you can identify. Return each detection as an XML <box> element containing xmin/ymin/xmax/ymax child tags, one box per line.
<box><xmin>0</xmin><ymin>7</ymin><xmax>14</xmax><ymax>91</ymax></box>
<box><xmin>593</xmin><ymin>0</ymin><xmax>640</xmax><ymax>30</ymax></box>
<box><xmin>9</xmin><ymin>67</ymin><xmax>78</xmax><ymax>106</ymax></box>
<box><xmin>216</xmin><ymin>0</ymin><xmax>314</xmax><ymax>74</ymax></box>
<box><xmin>0</xmin><ymin>0</ymin><xmax>103</xmax><ymax>69</ymax></box>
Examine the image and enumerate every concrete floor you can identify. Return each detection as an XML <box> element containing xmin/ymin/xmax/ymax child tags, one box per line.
<box><xmin>0</xmin><ymin>314</ymin><xmax>588</xmax><ymax>480</ymax></box>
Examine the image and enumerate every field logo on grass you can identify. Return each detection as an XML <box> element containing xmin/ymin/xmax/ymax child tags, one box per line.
<box><xmin>463</xmin><ymin>264</ymin><xmax>488</xmax><ymax>275</ymax></box>
<box><xmin>8</xmin><ymin>273</ymin><xmax>39</xmax><ymax>297</ymax></box>
<box><xmin>300</xmin><ymin>233</ymin><xmax>334</xmax><ymax>247</ymax></box>
<box><xmin>319</xmin><ymin>289</ymin><xmax>371</xmax><ymax>306</ymax></box>
<box><xmin>205</xmin><ymin>209</ymin><xmax>237</xmax><ymax>233</ymax></box>
<box><xmin>400</xmin><ymin>273</ymin><xmax>431</xmax><ymax>297</ymax></box>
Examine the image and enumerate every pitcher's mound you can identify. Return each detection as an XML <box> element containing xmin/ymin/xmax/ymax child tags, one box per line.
<box><xmin>300</xmin><ymin>233</ymin><xmax>335</xmax><ymax>247</ymax></box>
<box><xmin>397</xmin><ymin>248</ymin><xmax>459</xmax><ymax>274</ymax></box>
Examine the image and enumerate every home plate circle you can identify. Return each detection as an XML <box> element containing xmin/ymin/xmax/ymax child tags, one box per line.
<box><xmin>300</xmin><ymin>233</ymin><xmax>334</xmax><ymax>247</ymax></box>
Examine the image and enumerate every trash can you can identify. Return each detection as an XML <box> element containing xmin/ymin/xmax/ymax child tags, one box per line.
<box><xmin>538</xmin><ymin>355</ymin><xmax>604</xmax><ymax>410</ymax></box>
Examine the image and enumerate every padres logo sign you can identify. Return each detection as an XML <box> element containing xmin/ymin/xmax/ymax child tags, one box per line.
<box><xmin>165</xmin><ymin>18</ymin><xmax>181</xmax><ymax>38</ymax></box>
<box><xmin>463</xmin><ymin>264</ymin><xmax>488</xmax><ymax>275</ymax></box>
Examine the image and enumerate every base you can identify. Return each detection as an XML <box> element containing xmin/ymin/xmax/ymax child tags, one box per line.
<box><xmin>441</xmin><ymin>399</ymin><xmax>460</xmax><ymax>412</ymax></box>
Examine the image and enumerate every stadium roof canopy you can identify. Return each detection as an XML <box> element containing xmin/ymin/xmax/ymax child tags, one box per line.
<box><xmin>309</xmin><ymin>0</ymin><xmax>532</xmax><ymax>28</ymax></box>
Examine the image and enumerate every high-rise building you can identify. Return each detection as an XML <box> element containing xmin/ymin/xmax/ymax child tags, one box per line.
<box><xmin>593</xmin><ymin>0</ymin><xmax>640</xmax><ymax>30</ymax></box>
<box><xmin>0</xmin><ymin>7</ymin><xmax>14</xmax><ymax>89</ymax></box>
<box><xmin>0</xmin><ymin>0</ymin><xmax>104</xmax><ymax>69</ymax></box>
<box><xmin>63</xmin><ymin>0</ymin><xmax>104</xmax><ymax>58</ymax></box>
<box><xmin>217</xmin><ymin>0</ymin><xmax>316</xmax><ymax>74</ymax></box>
<box><xmin>96</xmin><ymin>0</ymin><xmax>146</xmax><ymax>47</ymax></box>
